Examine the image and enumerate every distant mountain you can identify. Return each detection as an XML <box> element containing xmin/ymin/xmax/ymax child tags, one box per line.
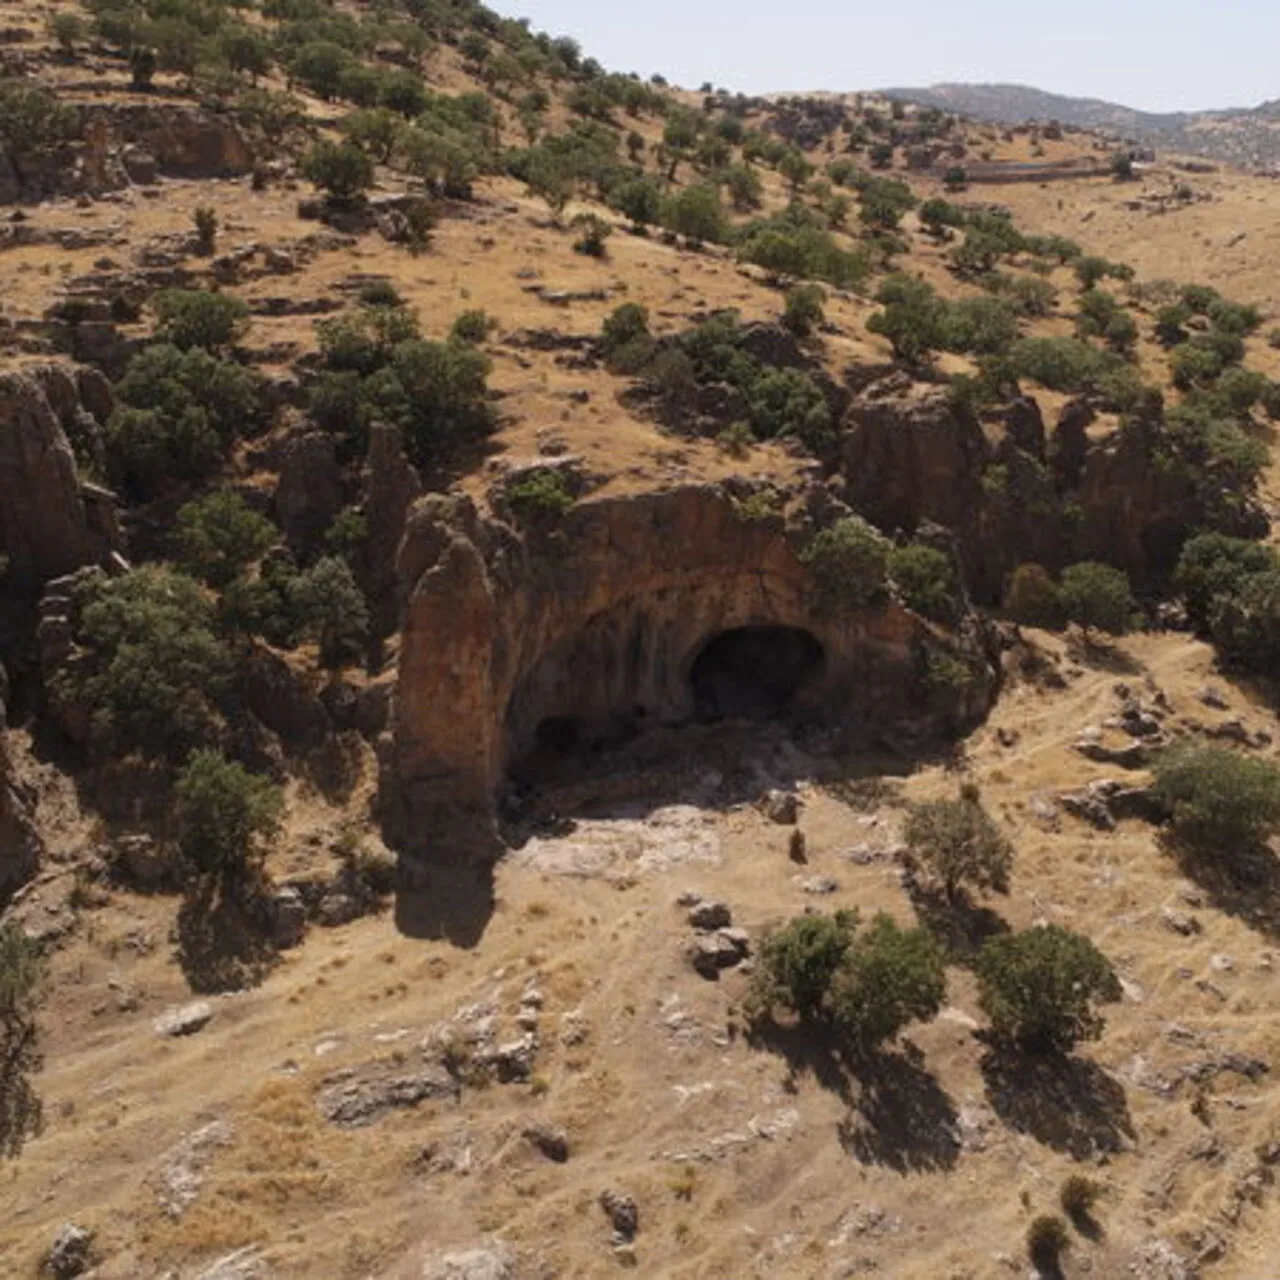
<box><xmin>880</xmin><ymin>83</ymin><xmax>1280</xmax><ymax>170</ymax></box>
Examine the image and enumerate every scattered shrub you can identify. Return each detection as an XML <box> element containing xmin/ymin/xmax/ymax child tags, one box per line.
<box><xmin>746</xmin><ymin>911</ymin><xmax>857</xmax><ymax>1024</ymax></box>
<box><xmin>904</xmin><ymin>786</ymin><xmax>1013</xmax><ymax>902</ymax></box>
<box><xmin>1027</xmin><ymin>1215</ymin><xmax>1070</xmax><ymax>1273</ymax></box>
<box><xmin>175</xmin><ymin>489</ymin><xmax>277</xmax><ymax>588</ymax></box>
<box><xmin>1173</xmin><ymin>532</ymin><xmax>1276</xmax><ymax>630</ymax></box>
<box><xmin>1207</xmin><ymin>567</ymin><xmax>1280</xmax><ymax>673</ymax></box>
<box><xmin>571</xmin><ymin>211</ymin><xmax>612</xmax><ymax>256</ymax></box>
<box><xmin>176</xmin><ymin>749</ymin><xmax>282</xmax><ymax>885</ymax></box>
<box><xmin>1004</xmin><ymin>563</ymin><xmax>1064</xmax><ymax>629</ymax></box>
<box><xmin>1058</xmin><ymin>562</ymin><xmax>1133</xmax><ymax>639</ymax></box>
<box><xmin>506</xmin><ymin>469</ymin><xmax>575</xmax><ymax>523</ymax></box>
<box><xmin>801</xmin><ymin>517</ymin><xmax>891</xmax><ymax>609</ymax></box>
<box><xmin>53</xmin><ymin>567</ymin><xmax>231</xmax><ymax>760</ymax></box>
<box><xmin>450</xmin><ymin>309</ymin><xmax>494</xmax><ymax>344</ymax></box>
<box><xmin>1060</xmin><ymin>1174</ymin><xmax>1103</xmax><ymax>1224</ymax></box>
<box><xmin>0</xmin><ymin>922</ymin><xmax>42</xmax><ymax>1033</ymax></box>
<box><xmin>782</xmin><ymin>283</ymin><xmax>826</xmax><ymax>337</ymax></box>
<box><xmin>827</xmin><ymin>913</ymin><xmax>947</xmax><ymax>1048</ymax></box>
<box><xmin>153</xmin><ymin>289</ymin><xmax>250</xmax><ymax>353</ymax></box>
<box><xmin>300</xmin><ymin>139</ymin><xmax>375</xmax><ymax>201</ymax></box>
<box><xmin>890</xmin><ymin>544</ymin><xmax>960</xmax><ymax>623</ymax></box>
<box><xmin>193</xmin><ymin>206</ymin><xmax>218</xmax><ymax>255</ymax></box>
<box><xmin>975</xmin><ymin>925</ymin><xmax>1121</xmax><ymax>1052</ymax></box>
<box><xmin>1152</xmin><ymin>742</ymin><xmax>1280</xmax><ymax>857</ymax></box>
<box><xmin>288</xmin><ymin>556</ymin><xmax>369</xmax><ymax>667</ymax></box>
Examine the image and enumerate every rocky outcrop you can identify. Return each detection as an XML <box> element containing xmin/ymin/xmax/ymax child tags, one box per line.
<box><xmin>841</xmin><ymin>378</ymin><xmax>1269</xmax><ymax>601</ymax></box>
<box><xmin>2</xmin><ymin>103</ymin><xmax>252</xmax><ymax>204</ymax></box>
<box><xmin>384</xmin><ymin>482</ymin><xmax>995</xmax><ymax>858</ymax></box>
<box><xmin>274</xmin><ymin>431</ymin><xmax>341</xmax><ymax>552</ymax></box>
<box><xmin>1</xmin><ymin>677</ymin><xmax>42</xmax><ymax>906</ymax></box>
<box><xmin>361</xmin><ymin>422</ymin><xmax>422</xmax><ymax>636</ymax></box>
<box><xmin>0</xmin><ymin>367</ymin><xmax>121</xmax><ymax>589</ymax></box>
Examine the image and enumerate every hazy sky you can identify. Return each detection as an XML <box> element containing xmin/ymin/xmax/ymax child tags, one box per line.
<box><xmin>505</xmin><ymin>1</ymin><xmax>1280</xmax><ymax>114</ymax></box>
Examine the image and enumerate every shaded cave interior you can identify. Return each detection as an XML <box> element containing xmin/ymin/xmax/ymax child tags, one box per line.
<box><xmin>506</xmin><ymin>622</ymin><xmax>827</xmax><ymax>789</ymax></box>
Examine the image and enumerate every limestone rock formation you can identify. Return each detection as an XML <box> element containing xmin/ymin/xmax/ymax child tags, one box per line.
<box><xmin>0</xmin><ymin>367</ymin><xmax>121</xmax><ymax>589</ymax></box>
<box><xmin>842</xmin><ymin>377</ymin><xmax>1269</xmax><ymax>601</ymax></box>
<box><xmin>385</xmin><ymin>482</ymin><xmax>995</xmax><ymax>857</ymax></box>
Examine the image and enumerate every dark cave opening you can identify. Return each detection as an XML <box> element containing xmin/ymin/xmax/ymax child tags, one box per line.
<box><xmin>690</xmin><ymin>625</ymin><xmax>825</xmax><ymax>723</ymax></box>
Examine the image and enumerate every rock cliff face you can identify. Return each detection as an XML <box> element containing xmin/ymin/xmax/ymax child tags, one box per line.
<box><xmin>0</xmin><ymin>367</ymin><xmax>121</xmax><ymax>589</ymax></box>
<box><xmin>385</xmin><ymin>482</ymin><xmax>995</xmax><ymax>858</ymax></box>
<box><xmin>0</xmin><ymin>679</ymin><xmax>41</xmax><ymax>907</ymax></box>
<box><xmin>842</xmin><ymin>379</ymin><xmax>1268</xmax><ymax>601</ymax></box>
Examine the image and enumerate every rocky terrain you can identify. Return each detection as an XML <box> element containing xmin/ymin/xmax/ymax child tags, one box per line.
<box><xmin>882</xmin><ymin>82</ymin><xmax>1280</xmax><ymax>172</ymax></box>
<box><xmin>1</xmin><ymin>2</ymin><xmax>1280</xmax><ymax>1278</ymax></box>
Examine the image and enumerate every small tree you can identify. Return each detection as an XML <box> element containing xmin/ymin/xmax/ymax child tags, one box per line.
<box><xmin>176</xmin><ymin>750</ymin><xmax>282</xmax><ymax>887</ymax></box>
<box><xmin>288</xmin><ymin>556</ymin><xmax>369</xmax><ymax>667</ymax></box>
<box><xmin>193</xmin><ymin>205</ymin><xmax>218</xmax><ymax>255</ymax></box>
<box><xmin>1173</xmin><ymin>532</ymin><xmax>1276</xmax><ymax>631</ymax></box>
<box><xmin>904</xmin><ymin>786</ymin><xmax>1013</xmax><ymax>902</ymax></box>
<box><xmin>1058</xmin><ymin>561</ymin><xmax>1133</xmax><ymax>640</ymax></box>
<box><xmin>1060</xmin><ymin>1174</ymin><xmax>1104</xmax><ymax>1225</ymax></box>
<box><xmin>1004</xmin><ymin>563</ymin><xmax>1064</xmax><ymax>629</ymax></box>
<box><xmin>1027</xmin><ymin>1215</ymin><xmax>1070</xmax><ymax>1273</ymax></box>
<box><xmin>130</xmin><ymin>46</ymin><xmax>157</xmax><ymax>91</ymax></box>
<box><xmin>745</xmin><ymin>911</ymin><xmax>857</xmax><ymax>1025</ymax></box>
<box><xmin>801</xmin><ymin>517</ymin><xmax>892</xmax><ymax>610</ymax></box>
<box><xmin>827</xmin><ymin>913</ymin><xmax>946</xmax><ymax>1049</ymax></box>
<box><xmin>571</xmin><ymin>211</ymin><xmax>612</xmax><ymax>257</ymax></box>
<box><xmin>175</xmin><ymin>489</ymin><xmax>277</xmax><ymax>588</ymax></box>
<box><xmin>943</xmin><ymin>165</ymin><xmax>967</xmax><ymax>192</ymax></box>
<box><xmin>301</xmin><ymin>140</ymin><xmax>375</xmax><ymax>202</ymax></box>
<box><xmin>48</xmin><ymin>12</ymin><xmax>87</xmax><ymax>56</ymax></box>
<box><xmin>1152</xmin><ymin>742</ymin><xmax>1280</xmax><ymax>858</ymax></box>
<box><xmin>450</xmin><ymin>309</ymin><xmax>494</xmax><ymax>344</ymax></box>
<box><xmin>663</xmin><ymin>182</ymin><xmax>727</xmax><ymax>247</ymax></box>
<box><xmin>154</xmin><ymin>289</ymin><xmax>250</xmax><ymax>353</ymax></box>
<box><xmin>782</xmin><ymin>283</ymin><xmax>826</xmax><ymax>337</ymax></box>
<box><xmin>976</xmin><ymin>925</ymin><xmax>1121</xmax><ymax>1052</ymax></box>
<box><xmin>890</xmin><ymin>544</ymin><xmax>959</xmax><ymax>623</ymax></box>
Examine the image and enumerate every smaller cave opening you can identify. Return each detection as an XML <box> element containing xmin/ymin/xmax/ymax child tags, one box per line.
<box><xmin>690</xmin><ymin>625</ymin><xmax>825</xmax><ymax>723</ymax></box>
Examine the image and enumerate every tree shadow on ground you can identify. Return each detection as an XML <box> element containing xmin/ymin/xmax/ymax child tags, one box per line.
<box><xmin>979</xmin><ymin>1036</ymin><xmax>1134</xmax><ymax>1160</ymax></box>
<box><xmin>1066</xmin><ymin>636</ymin><xmax>1145</xmax><ymax>677</ymax></box>
<box><xmin>394</xmin><ymin>859</ymin><xmax>496</xmax><ymax>949</ymax></box>
<box><xmin>0</xmin><ymin>1022</ymin><xmax>43</xmax><ymax>1158</ymax></box>
<box><xmin>175</xmin><ymin>887</ymin><xmax>279</xmax><ymax>995</ymax></box>
<box><xmin>750</xmin><ymin>1022</ymin><xmax>959</xmax><ymax>1173</ymax></box>
<box><xmin>837</xmin><ymin>1042</ymin><xmax>962</xmax><ymax>1173</ymax></box>
<box><xmin>907</xmin><ymin>885</ymin><xmax>1010</xmax><ymax>965</ymax></box>
<box><xmin>1166</xmin><ymin>835</ymin><xmax>1280</xmax><ymax>943</ymax></box>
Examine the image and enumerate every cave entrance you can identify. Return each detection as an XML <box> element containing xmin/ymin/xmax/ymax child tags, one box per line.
<box><xmin>690</xmin><ymin>626</ymin><xmax>825</xmax><ymax>723</ymax></box>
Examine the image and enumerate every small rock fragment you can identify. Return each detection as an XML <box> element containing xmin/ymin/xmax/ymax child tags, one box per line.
<box><xmin>47</xmin><ymin>1223</ymin><xmax>94</xmax><ymax>1279</ymax></box>
<box><xmin>761</xmin><ymin>789</ymin><xmax>800</xmax><ymax>824</ymax></box>
<box><xmin>599</xmin><ymin>1189</ymin><xmax>638</xmax><ymax>1242</ymax></box>
<box><xmin>1163</xmin><ymin>908</ymin><xmax>1202</xmax><ymax>937</ymax></box>
<box><xmin>154</xmin><ymin>1001</ymin><xmax>214</xmax><ymax>1037</ymax></box>
<box><xmin>688</xmin><ymin>899</ymin><xmax>731</xmax><ymax>930</ymax></box>
<box><xmin>523</xmin><ymin>1124</ymin><xmax>569</xmax><ymax>1162</ymax></box>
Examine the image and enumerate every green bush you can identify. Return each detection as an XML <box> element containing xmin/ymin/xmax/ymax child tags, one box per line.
<box><xmin>571</xmin><ymin>211</ymin><xmax>612</xmax><ymax>257</ymax></box>
<box><xmin>0</xmin><ymin>80</ymin><xmax>76</xmax><ymax>182</ymax></box>
<box><xmin>1173</xmin><ymin>532</ymin><xmax>1276</xmax><ymax>630</ymax></box>
<box><xmin>782</xmin><ymin>283</ymin><xmax>826</xmax><ymax>337</ymax></box>
<box><xmin>744</xmin><ymin>367</ymin><xmax>832</xmax><ymax>450</ymax></box>
<box><xmin>662</xmin><ymin>182</ymin><xmax>728</xmax><ymax>246</ymax></box>
<box><xmin>153</xmin><ymin>289</ymin><xmax>250</xmax><ymax>353</ymax></box>
<box><xmin>53</xmin><ymin>567</ymin><xmax>231</xmax><ymax>760</ymax></box>
<box><xmin>1060</xmin><ymin>1174</ymin><xmax>1104</xmax><ymax>1223</ymax></box>
<box><xmin>300</xmin><ymin>139</ymin><xmax>375</xmax><ymax>200</ymax></box>
<box><xmin>1004</xmin><ymin>337</ymin><xmax>1109</xmax><ymax>393</ymax></box>
<box><xmin>611</xmin><ymin>174</ymin><xmax>664</xmax><ymax>229</ymax></box>
<box><xmin>506</xmin><ymin>469</ymin><xmax>575</xmax><ymax>523</ymax></box>
<box><xmin>1004</xmin><ymin>563</ymin><xmax>1064</xmax><ymax>629</ymax></box>
<box><xmin>746</xmin><ymin>911</ymin><xmax>857</xmax><ymax>1024</ymax></box>
<box><xmin>175</xmin><ymin>489</ymin><xmax>278</xmax><ymax>588</ymax></box>
<box><xmin>975</xmin><ymin>925</ymin><xmax>1121</xmax><ymax>1052</ymax></box>
<box><xmin>904</xmin><ymin>786</ymin><xmax>1013</xmax><ymax>901</ymax></box>
<box><xmin>827</xmin><ymin>914</ymin><xmax>947</xmax><ymax>1048</ymax></box>
<box><xmin>1059</xmin><ymin>562</ymin><xmax>1133</xmax><ymax>638</ymax></box>
<box><xmin>286</xmin><ymin>555</ymin><xmax>368</xmax><ymax>667</ymax></box>
<box><xmin>342</xmin><ymin>107</ymin><xmax>404</xmax><ymax>162</ymax></box>
<box><xmin>1152</xmin><ymin>742</ymin><xmax>1280</xmax><ymax>857</ymax></box>
<box><xmin>108</xmin><ymin>344</ymin><xmax>261</xmax><ymax>499</ymax></box>
<box><xmin>867</xmin><ymin>276</ymin><xmax>952</xmax><ymax>363</ymax></box>
<box><xmin>450</xmin><ymin>309</ymin><xmax>494</xmax><ymax>344</ymax></box>
<box><xmin>890</xmin><ymin>544</ymin><xmax>959</xmax><ymax>623</ymax></box>
<box><xmin>1027</xmin><ymin>1215</ymin><xmax>1070</xmax><ymax>1272</ymax></box>
<box><xmin>801</xmin><ymin>517</ymin><xmax>891</xmax><ymax>609</ymax></box>
<box><xmin>176</xmin><ymin>750</ymin><xmax>282</xmax><ymax>884</ymax></box>
<box><xmin>919</xmin><ymin>197</ymin><xmax>967</xmax><ymax>236</ymax></box>
<box><xmin>1207</xmin><ymin>567</ymin><xmax>1280</xmax><ymax>673</ymax></box>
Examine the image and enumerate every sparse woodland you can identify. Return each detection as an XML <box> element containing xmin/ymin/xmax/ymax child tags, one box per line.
<box><xmin>0</xmin><ymin>0</ymin><xmax>1279</xmax><ymax>1276</ymax></box>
